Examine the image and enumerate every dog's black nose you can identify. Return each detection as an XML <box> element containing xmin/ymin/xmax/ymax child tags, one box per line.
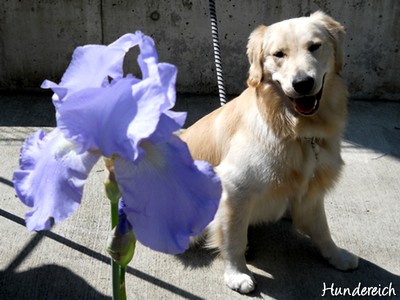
<box><xmin>292</xmin><ymin>76</ymin><xmax>314</xmax><ymax>95</ymax></box>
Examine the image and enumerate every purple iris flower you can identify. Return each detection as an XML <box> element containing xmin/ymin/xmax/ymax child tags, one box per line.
<box><xmin>13</xmin><ymin>31</ymin><xmax>221</xmax><ymax>254</ymax></box>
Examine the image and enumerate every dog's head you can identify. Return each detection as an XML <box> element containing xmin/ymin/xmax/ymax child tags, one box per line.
<box><xmin>247</xmin><ymin>11</ymin><xmax>345</xmax><ymax>117</ymax></box>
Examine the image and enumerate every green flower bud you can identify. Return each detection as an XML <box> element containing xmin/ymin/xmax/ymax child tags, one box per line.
<box><xmin>106</xmin><ymin>225</ymin><xmax>136</xmax><ymax>268</ymax></box>
<box><xmin>105</xmin><ymin>178</ymin><xmax>121</xmax><ymax>204</ymax></box>
<box><xmin>104</xmin><ymin>157</ymin><xmax>121</xmax><ymax>204</ymax></box>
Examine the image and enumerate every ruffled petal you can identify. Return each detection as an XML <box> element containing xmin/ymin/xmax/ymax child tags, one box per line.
<box><xmin>47</xmin><ymin>31</ymin><xmax>182</xmax><ymax>162</ymax></box>
<box><xmin>146</xmin><ymin>113</ymin><xmax>187</xmax><ymax>145</ymax></box>
<box><xmin>137</xmin><ymin>33</ymin><xmax>158</xmax><ymax>79</ymax></box>
<box><xmin>113</xmin><ymin>135</ymin><xmax>221</xmax><ymax>254</ymax></box>
<box><xmin>57</xmin><ymin>74</ymin><xmax>179</xmax><ymax>160</ymax></box>
<box><xmin>57</xmin><ymin>77</ymin><xmax>140</xmax><ymax>158</ymax></box>
<box><xmin>41</xmin><ymin>33</ymin><xmax>142</xmax><ymax>104</ymax></box>
<box><xmin>137</xmin><ymin>34</ymin><xmax>177</xmax><ymax>111</ymax></box>
<box><xmin>126</xmin><ymin>67</ymin><xmax>179</xmax><ymax>160</ymax></box>
<box><xmin>163</xmin><ymin>110</ymin><xmax>187</xmax><ymax>128</ymax></box>
<box><xmin>12</xmin><ymin>129</ymin><xmax>100</xmax><ymax>231</ymax></box>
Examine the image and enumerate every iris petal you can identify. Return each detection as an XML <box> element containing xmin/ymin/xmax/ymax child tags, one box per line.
<box><xmin>41</xmin><ymin>33</ymin><xmax>142</xmax><ymax>104</ymax></box>
<box><xmin>57</xmin><ymin>77</ymin><xmax>140</xmax><ymax>159</ymax></box>
<box><xmin>12</xmin><ymin>129</ymin><xmax>100</xmax><ymax>231</ymax></box>
<box><xmin>146</xmin><ymin>113</ymin><xmax>186</xmax><ymax>145</ymax></box>
<box><xmin>57</xmin><ymin>74</ymin><xmax>179</xmax><ymax>161</ymax></box>
<box><xmin>137</xmin><ymin>34</ymin><xmax>158</xmax><ymax>79</ymax></box>
<box><xmin>136</xmin><ymin>34</ymin><xmax>176</xmax><ymax>111</ymax></box>
<box><xmin>114</xmin><ymin>135</ymin><xmax>221</xmax><ymax>254</ymax></box>
<box><xmin>14</xmin><ymin>31</ymin><xmax>221</xmax><ymax>257</ymax></box>
<box><xmin>47</xmin><ymin>31</ymin><xmax>181</xmax><ymax>162</ymax></box>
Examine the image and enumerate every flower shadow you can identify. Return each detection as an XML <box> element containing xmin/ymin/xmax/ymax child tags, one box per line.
<box><xmin>0</xmin><ymin>265</ymin><xmax>109</xmax><ymax>300</ymax></box>
<box><xmin>0</xmin><ymin>208</ymin><xmax>206</xmax><ymax>300</ymax></box>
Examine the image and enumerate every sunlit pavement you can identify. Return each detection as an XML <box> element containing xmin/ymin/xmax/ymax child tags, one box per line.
<box><xmin>0</xmin><ymin>93</ymin><xmax>399</xmax><ymax>299</ymax></box>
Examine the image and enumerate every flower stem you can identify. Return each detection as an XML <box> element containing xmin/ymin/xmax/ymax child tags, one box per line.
<box><xmin>120</xmin><ymin>266</ymin><xmax>127</xmax><ymax>300</ymax></box>
<box><xmin>105</xmin><ymin>157</ymin><xmax>128</xmax><ymax>300</ymax></box>
<box><xmin>111</xmin><ymin>201</ymin><xmax>121</xmax><ymax>300</ymax></box>
<box><xmin>111</xmin><ymin>200</ymin><xmax>119</xmax><ymax>228</ymax></box>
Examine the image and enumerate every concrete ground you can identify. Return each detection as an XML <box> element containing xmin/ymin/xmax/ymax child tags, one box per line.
<box><xmin>0</xmin><ymin>92</ymin><xmax>399</xmax><ymax>299</ymax></box>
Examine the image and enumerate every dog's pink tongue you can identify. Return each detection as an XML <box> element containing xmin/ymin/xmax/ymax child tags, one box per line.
<box><xmin>295</xmin><ymin>96</ymin><xmax>316</xmax><ymax>114</ymax></box>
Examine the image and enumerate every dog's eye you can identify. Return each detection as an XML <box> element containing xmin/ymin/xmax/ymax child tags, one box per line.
<box><xmin>308</xmin><ymin>43</ymin><xmax>321</xmax><ymax>52</ymax></box>
<box><xmin>273</xmin><ymin>51</ymin><xmax>285</xmax><ymax>58</ymax></box>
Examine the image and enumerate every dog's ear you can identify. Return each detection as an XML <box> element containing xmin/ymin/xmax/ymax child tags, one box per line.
<box><xmin>312</xmin><ymin>11</ymin><xmax>346</xmax><ymax>73</ymax></box>
<box><xmin>247</xmin><ymin>25</ymin><xmax>267</xmax><ymax>87</ymax></box>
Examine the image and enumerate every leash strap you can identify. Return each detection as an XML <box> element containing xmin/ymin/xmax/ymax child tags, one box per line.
<box><xmin>208</xmin><ymin>0</ymin><xmax>227</xmax><ymax>106</ymax></box>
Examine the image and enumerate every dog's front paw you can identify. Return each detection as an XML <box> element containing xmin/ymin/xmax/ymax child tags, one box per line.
<box><xmin>328</xmin><ymin>248</ymin><xmax>359</xmax><ymax>271</ymax></box>
<box><xmin>224</xmin><ymin>270</ymin><xmax>256</xmax><ymax>294</ymax></box>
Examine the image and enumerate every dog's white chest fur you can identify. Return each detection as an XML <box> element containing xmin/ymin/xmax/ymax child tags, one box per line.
<box><xmin>215</xmin><ymin>119</ymin><xmax>321</xmax><ymax>224</ymax></box>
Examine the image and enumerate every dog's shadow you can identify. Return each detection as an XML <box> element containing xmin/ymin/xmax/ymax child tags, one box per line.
<box><xmin>177</xmin><ymin>220</ymin><xmax>400</xmax><ymax>299</ymax></box>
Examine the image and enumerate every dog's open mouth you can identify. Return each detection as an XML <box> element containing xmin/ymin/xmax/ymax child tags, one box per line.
<box><xmin>289</xmin><ymin>80</ymin><xmax>324</xmax><ymax>116</ymax></box>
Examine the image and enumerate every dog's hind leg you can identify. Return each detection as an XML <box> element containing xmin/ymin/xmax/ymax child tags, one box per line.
<box><xmin>290</xmin><ymin>196</ymin><xmax>359</xmax><ymax>271</ymax></box>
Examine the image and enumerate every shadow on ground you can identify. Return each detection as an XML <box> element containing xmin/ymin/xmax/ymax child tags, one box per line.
<box><xmin>178</xmin><ymin>220</ymin><xmax>400</xmax><ymax>299</ymax></box>
<box><xmin>0</xmin><ymin>208</ymin><xmax>110</xmax><ymax>300</ymax></box>
<box><xmin>0</xmin><ymin>265</ymin><xmax>110</xmax><ymax>300</ymax></box>
<box><xmin>344</xmin><ymin>100</ymin><xmax>400</xmax><ymax>160</ymax></box>
<box><xmin>0</xmin><ymin>207</ymin><xmax>207</xmax><ymax>300</ymax></box>
<box><xmin>248</xmin><ymin>221</ymin><xmax>399</xmax><ymax>299</ymax></box>
<box><xmin>0</xmin><ymin>91</ymin><xmax>56</xmax><ymax>127</ymax></box>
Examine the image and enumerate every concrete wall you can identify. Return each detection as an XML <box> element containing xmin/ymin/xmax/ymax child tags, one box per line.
<box><xmin>0</xmin><ymin>0</ymin><xmax>399</xmax><ymax>100</ymax></box>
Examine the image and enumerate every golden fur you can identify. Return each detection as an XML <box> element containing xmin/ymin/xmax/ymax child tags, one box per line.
<box><xmin>180</xmin><ymin>11</ymin><xmax>358</xmax><ymax>293</ymax></box>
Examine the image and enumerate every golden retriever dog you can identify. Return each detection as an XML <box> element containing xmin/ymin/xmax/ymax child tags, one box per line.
<box><xmin>180</xmin><ymin>11</ymin><xmax>358</xmax><ymax>293</ymax></box>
